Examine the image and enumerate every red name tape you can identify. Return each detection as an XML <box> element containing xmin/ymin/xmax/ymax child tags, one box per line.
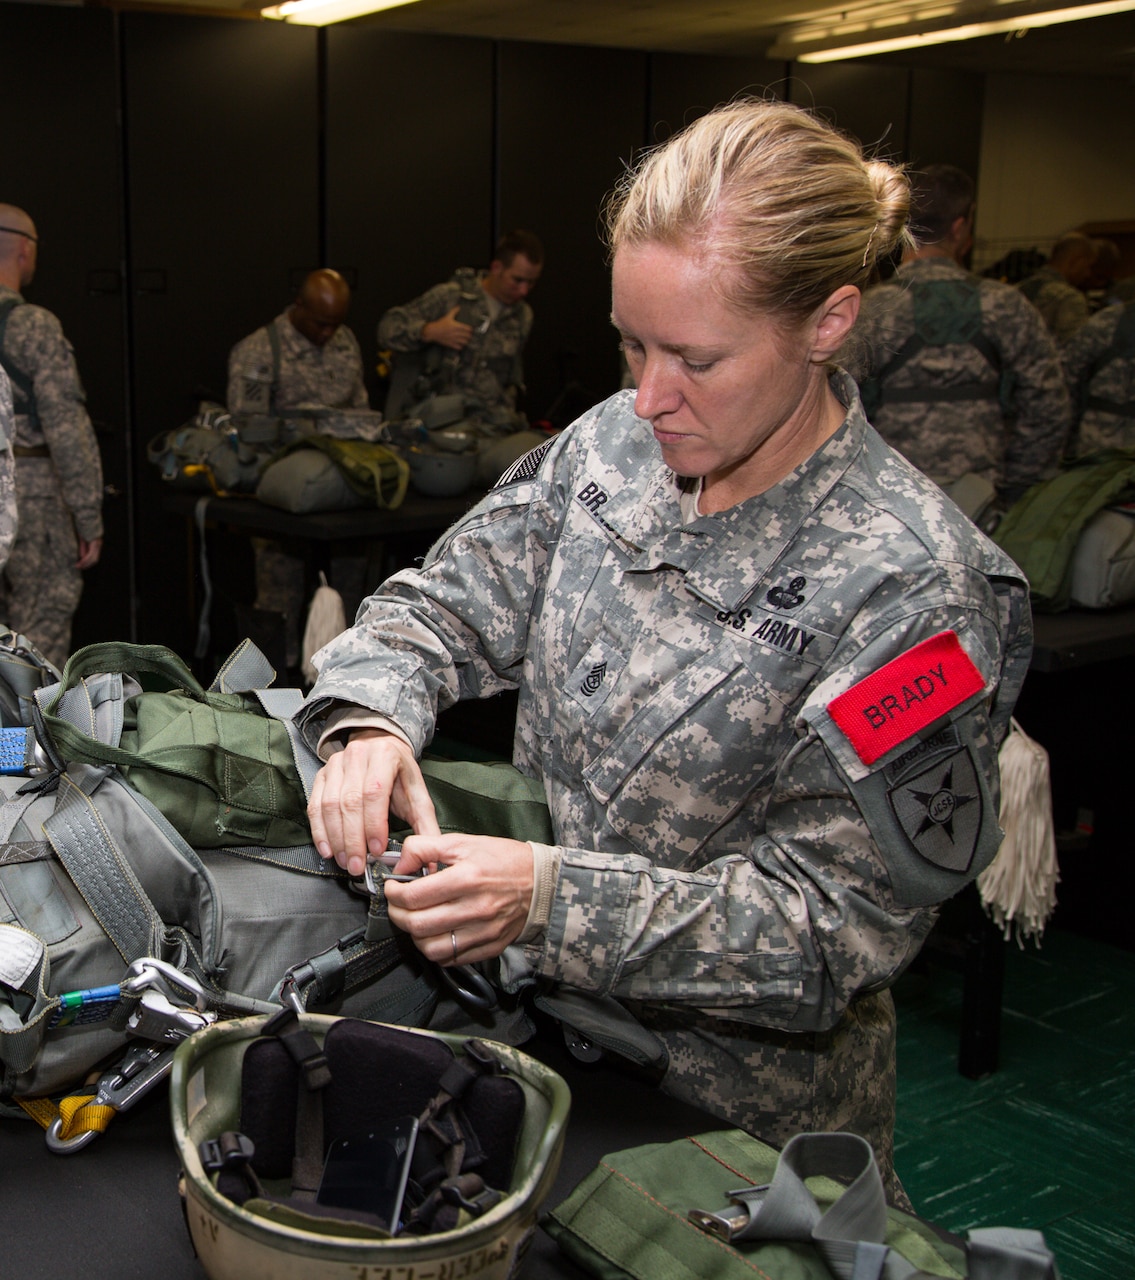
<box><xmin>828</xmin><ymin>630</ymin><xmax>985</xmax><ymax>765</ymax></box>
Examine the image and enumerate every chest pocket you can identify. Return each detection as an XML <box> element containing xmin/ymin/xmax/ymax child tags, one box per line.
<box><xmin>581</xmin><ymin>638</ymin><xmax>813</xmax><ymax>867</ymax></box>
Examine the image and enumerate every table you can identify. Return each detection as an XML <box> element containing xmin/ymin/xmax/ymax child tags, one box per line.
<box><xmin>1029</xmin><ymin>601</ymin><xmax>1135</xmax><ymax>671</ymax></box>
<box><xmin>163</xmin><ymin>489</ymin><xmax>487</xmax><ymax>547</ymax></box>
<box><xmin>0</xmin><ymin>1022</ymin><xmax>724</xmax><ymax>1280</ymax></box>
<box><xmin>163</xmin><ymin>489</ymin><xmax>488</xmax><ymax>671</ymax></box>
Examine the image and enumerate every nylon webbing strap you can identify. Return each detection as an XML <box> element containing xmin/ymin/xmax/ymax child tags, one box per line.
<box><xmin>215</xmin><ymin>842</ymin><xmax>337</xmax><ymax>876</ymax></box>
<box><xmin>1083</xmin><ymin>394</ymin><xmax>1135</xmax><ymax>418</ymax></box>
<box><xmin>729</xmin><ymin>1132</ymin><xmax>899</xmax><ymax>1280</ymax></box>
<box><xmin>194</xmin><ymin>497</ymin><xmax>213</xmax><ymax>660</ymax></box>
<box><xmin>878</xmin><ymin>382</ymin><xmax>1001</xmax><ymax>404</ymax></box>
<box><xmin>42</xmin><ymin>773</ymin><xmax>163</xmax><ymax>964</ymax></box>
<box><xmin>268</xmin><ymin>319</ymin><xmax>282</xmax><ymax>411</ymax></box>
<box><xmin>253</xmin><ymin>686</ymin><xmax>321</xmax><ymax>800</ymax></box>
<box><xmin>0</xmin><ymin>297</ymin><xmax>37</xmax><ymax>423</ymax></box>
<box><xmin>967</xmin><ymin>1228</ymin><xmax>1061</xmax><ymax>1280</ymax></box>
<box><xmin>211</xmin><ymin>639</ymin><xmax>277</xmax><ymax>696</ymax></box>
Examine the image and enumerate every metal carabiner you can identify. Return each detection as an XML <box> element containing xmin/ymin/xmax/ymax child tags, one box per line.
<box><xmin>44</xmin><ymin>1042</ymin><xmax>175</xmax><ymax>1155</ymax></box>
<box><xmin>438</xmin><ymin>962</ymin><xmax>499</xmax><ymax>1013</ymax></box>
<box><xmin>365</xmin><ymin>842</ymin><xmax>499</xmax><ymax>1013</ymax></box>
<box><xmin>121</xmin><ymin>957</ymin><xmax>209</xmax><ymax>1010</ymax></box>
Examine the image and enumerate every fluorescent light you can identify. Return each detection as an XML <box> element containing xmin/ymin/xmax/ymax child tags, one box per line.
<box><xmin>262</xmin><ymin>0</ymin><xmax>421</xmax><ymax>26</ymax></box>
<box><xmin>769</xmin><ymin>0</ymin><xmax>1135</xmax><ymax>61</ymax></box>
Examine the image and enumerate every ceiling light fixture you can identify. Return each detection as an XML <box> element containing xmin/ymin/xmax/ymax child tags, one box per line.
<box><xmin>769</xmin><ymin>0</ymin><xmax>1135</xmax><ymax>61</ymax></box>
<box><xmin>261</xmin><ymin>0</ymin><xmax>421</xmax><ymax>26</ymax></box>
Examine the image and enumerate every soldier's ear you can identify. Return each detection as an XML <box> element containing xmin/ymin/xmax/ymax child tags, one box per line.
<box><xmin>810</xmin><ymin>286</ymin><xmax>860</xmax><ymax>363</ymax></box>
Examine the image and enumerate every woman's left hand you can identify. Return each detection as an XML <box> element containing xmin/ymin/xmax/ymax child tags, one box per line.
<box><xmin>383</xmin><ymin>833</ymin><xmax>534</xmax><ymax>967</ymax></box>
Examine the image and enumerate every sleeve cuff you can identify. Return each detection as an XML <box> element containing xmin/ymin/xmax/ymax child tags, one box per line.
<box><xmin>518</xmin><ymin>840</ymin><xmax>561</xmax><ymax>943</ymax></box>
<box><xmin>316</xmin><ymin>704</ymin><xmax>413</xmax><ymax>761</ymax></box>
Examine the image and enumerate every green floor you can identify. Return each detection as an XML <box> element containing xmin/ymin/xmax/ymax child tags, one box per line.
<box><xmin>893</xmin><ymin>926</ymin><xmax>1135</xmax><ymax>1279</ymax></box>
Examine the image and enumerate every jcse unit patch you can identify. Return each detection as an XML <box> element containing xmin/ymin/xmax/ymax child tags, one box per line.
<box><xmin>887</xmin><ymin>747</ymin><xmax>983</xmax><ymax>873</ymax></box>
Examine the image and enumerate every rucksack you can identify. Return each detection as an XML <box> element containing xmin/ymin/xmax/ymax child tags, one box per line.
<box><xmin>859</xmin><ymin>277</ymin><xmax>1011</xmax><ymax>419</ymax></box>
<box><xmin>0</xmin><ymin>636</ymin><xmax>537</xmax><ymax>1143</ymax></box>
<box><xmin>992</xmin><ymin>450</ymin><xmax>1135</xmax><ymax>610</ymax></box>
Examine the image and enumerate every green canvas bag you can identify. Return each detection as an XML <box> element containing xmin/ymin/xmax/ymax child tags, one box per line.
<box><xmin>992</xmin><ymin>451</ymin><xmax>1135</xmax><ymax>611</ymax></box>
<box><xmin>546</xmin><ymin>1129</ymin><xmax>1061</xmax><ymax>1280</ymax></box>
<box><xmin>37</xmin><ymin>641</ymin><xmax>311</xmax><ymax>849</ymax></box>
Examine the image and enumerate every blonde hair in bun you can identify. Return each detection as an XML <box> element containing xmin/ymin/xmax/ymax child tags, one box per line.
<box><xmin>607</xmin><ymin>98</ymin><xmax>911</xmax><ymax>322</ymax></box>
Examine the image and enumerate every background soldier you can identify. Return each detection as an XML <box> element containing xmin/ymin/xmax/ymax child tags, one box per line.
<box><xmin>0</xmin><ymin>204</ymin><xmax>104</xmax><ymax>668</ymax></box>
<box><xmin>379</xmin><ymin>229</ymin><xmax>543</xmax><ymax>433</ymax></box>
<box><xmin>842</xmin><ymin>165</ymin><xmax>1069</xmax><ymax>514</ymax></box>
<box><xmin>227</xmin><ymin>268</ymin><xmax>369</xmax><ymax>672</ymax></box>
<box><xmin>227</xmin><ymin>267</ymin><xmax>368</xmax><ymax>415</ymax></box>
<box><xmin>1061</xmin><ymin>298</ymin><xmax>1135</xmax><ymax>456</ymax></box>
<box><xmin>1016</xmin><ymin>231</ymin><xmax>1098</xmax><ymax>345</ymax></box>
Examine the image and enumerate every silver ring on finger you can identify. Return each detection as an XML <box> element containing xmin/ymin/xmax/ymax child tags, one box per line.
<box><xmin>451</xmin><ymin>930</ymin><xmax>458</xmax><ymax>964</ymax></box>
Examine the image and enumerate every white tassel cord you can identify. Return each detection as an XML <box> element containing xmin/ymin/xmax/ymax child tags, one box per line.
<box><xmin>301</xmin><ymin>571</ymin><xmax>347</xmax><ymax>686</ymax></box>
<box><xmin>978</xmin><ymin>717</ymin><xmax>1060</xmax><ymax>946</ymax></box>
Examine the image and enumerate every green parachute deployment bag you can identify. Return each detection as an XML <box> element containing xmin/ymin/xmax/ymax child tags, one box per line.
<box><xmin>37</xmin><ymin>641</ymin><xmax>311</xmax><ymax>849</ymax></box>
<box><xmin>992</xmin><ymin>451</ymin><xmax>1135</xmax><ymax>611</ymax></box>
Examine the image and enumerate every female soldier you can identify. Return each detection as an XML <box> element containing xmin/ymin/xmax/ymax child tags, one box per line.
<box><xmin>298</xmin><ymin>99</ymin><xmax>1031</xmax><ymax>1200</ymax></box>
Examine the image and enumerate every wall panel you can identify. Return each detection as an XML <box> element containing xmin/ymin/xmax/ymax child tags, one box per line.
<box><xmin>788</xmin><ymin>62</ymin><xmax>910</xmax><ymax>159</ymax></box>
<box><xmin>122</xmin><ymin>13</ymin><xmax>319</xmax><ymax>655</ymax></box>
<box><xmin>648</xmin><ymin>53</ymin><xmax>790</xmax><ymax>145</ymax></box>
<box><xmin>325</xmin><ymin>28</ymin><xmax>495</xmax><ymax>405</ymax></box>
<box><xmin>497</xmin><ymin>41</ymin><xmax>649</xmax><ymax>417</ymax></box>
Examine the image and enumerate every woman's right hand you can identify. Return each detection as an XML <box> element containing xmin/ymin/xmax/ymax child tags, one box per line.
<box><xmin>307</xmin><ymin>729</ymin><xmax>440</xmax><ymax>878</ymax></box>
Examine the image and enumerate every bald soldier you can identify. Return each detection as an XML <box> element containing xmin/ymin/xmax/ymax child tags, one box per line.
<box><xmin>0</xmin><ymin>204</ymin><xmax>104</xmax><ymax>668</ymax></box>
<box><xmin>227</xmin><ymin>269</ymin><xmax>369</xmax><ymax>670</ymax></box>
<box><xmin>227</xmin><ymin>268</ymin><xmax>368</xmax><ymax>416</ymax></box>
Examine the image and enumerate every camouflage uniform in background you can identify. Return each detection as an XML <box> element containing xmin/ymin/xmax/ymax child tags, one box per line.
<box><xmin>298</xmin><ymin>371</ymin><xmax>1031</xmax><ymax>1197</ymax></box>
<box><xmin>379</xmin><ymin>268</ymin><xmax>533</xmax><ymax>432</ymax></box>
<box><xmin>0</xmin><ymin>368</ymin><xmax>18</xmax><ymax>569</ymax></box>
<box><xmin>226</xmin><ymin>311</ymin><xmax>369</xmax><ymax>668</ymax></box>
<box><xmin>0</xmin><ymin>285</ymin><xmax>104</xmax><ymax>668</ymax></box>
<box><xmin>1061</xmin><ymin>300</ymin><xmax>1135</xmax><ymax>455</ymax></box>
<box><xmin>843</xmin><ymin>258</ymin><xmax>1069</xmax><ymax>504</ymax></box>
<box><xmin>1017</xmin><ymin>265</ymin><xmax>1091</xmax><ymax>346</ymax></box>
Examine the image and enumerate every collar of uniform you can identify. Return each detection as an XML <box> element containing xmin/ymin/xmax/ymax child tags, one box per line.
<box><xmin>897</xmin><ymin>257</ymin><xmax>969</xmax><ymax>283</ymax></box>
<box><xmin>619</xmin><ymin>371</ymin><xmax>869</xmax><ymax>613</ymax></box>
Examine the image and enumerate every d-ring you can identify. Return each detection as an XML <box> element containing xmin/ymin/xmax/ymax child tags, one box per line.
<box><xmin>450</xmin><ymin>931</ymin><xmax>458</xmax><ymax>964</ymax></box>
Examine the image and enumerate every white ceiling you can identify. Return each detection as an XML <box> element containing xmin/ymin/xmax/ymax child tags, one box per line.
<box><xmin>74</xmin><ymin>0</ymin><xmax>1135</xmax><ymax>76</ymax></box>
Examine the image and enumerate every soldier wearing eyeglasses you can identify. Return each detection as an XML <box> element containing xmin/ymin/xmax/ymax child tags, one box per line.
<box><xmin>0</xmin><ymin>205</ymin><xmax>103</xmax><ymax>669</ymax></box>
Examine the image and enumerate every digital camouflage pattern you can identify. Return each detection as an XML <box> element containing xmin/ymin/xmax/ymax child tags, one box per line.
<box><xmin>1061</xmin><ymin>300</ymin><xmax>1135</xmax><ymax>455</ymax></box>
<box><xmin>1017</xmin><ymin>265</ymin><xmax>1092</xmax><ymax>346</ymax></box>
<box><xmin>843</xmin><ymin>259</ymin><xmax>1069</xmax><ymax>502</ymax></box>
<box><xmin>378</xmin><ymin>267</ymin><xmax>533</xmax><ymax>432</ymax></box>
<box><xmin>0</xmin><ymin>368</ymin><xmax>17</xmax><ymax>568</ymax></box>
<box><xmin>226</xmin><ymin>311</ymin><xmax>368</xmax><ymax>416</ymax></box>
<box><xmin>227</xmin><ymin>311</ymin><xmax>369</xmax><ymax>668</ymax></box>
<box><xmin>0</xmin><ymin>285</ymin><xmax>103</xmax><ymax>667</ymax></box>
<box><xmin>298</xmin><ymin>373</ymin><xmax>1031</xmax><ymax>1195</ymax></box>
